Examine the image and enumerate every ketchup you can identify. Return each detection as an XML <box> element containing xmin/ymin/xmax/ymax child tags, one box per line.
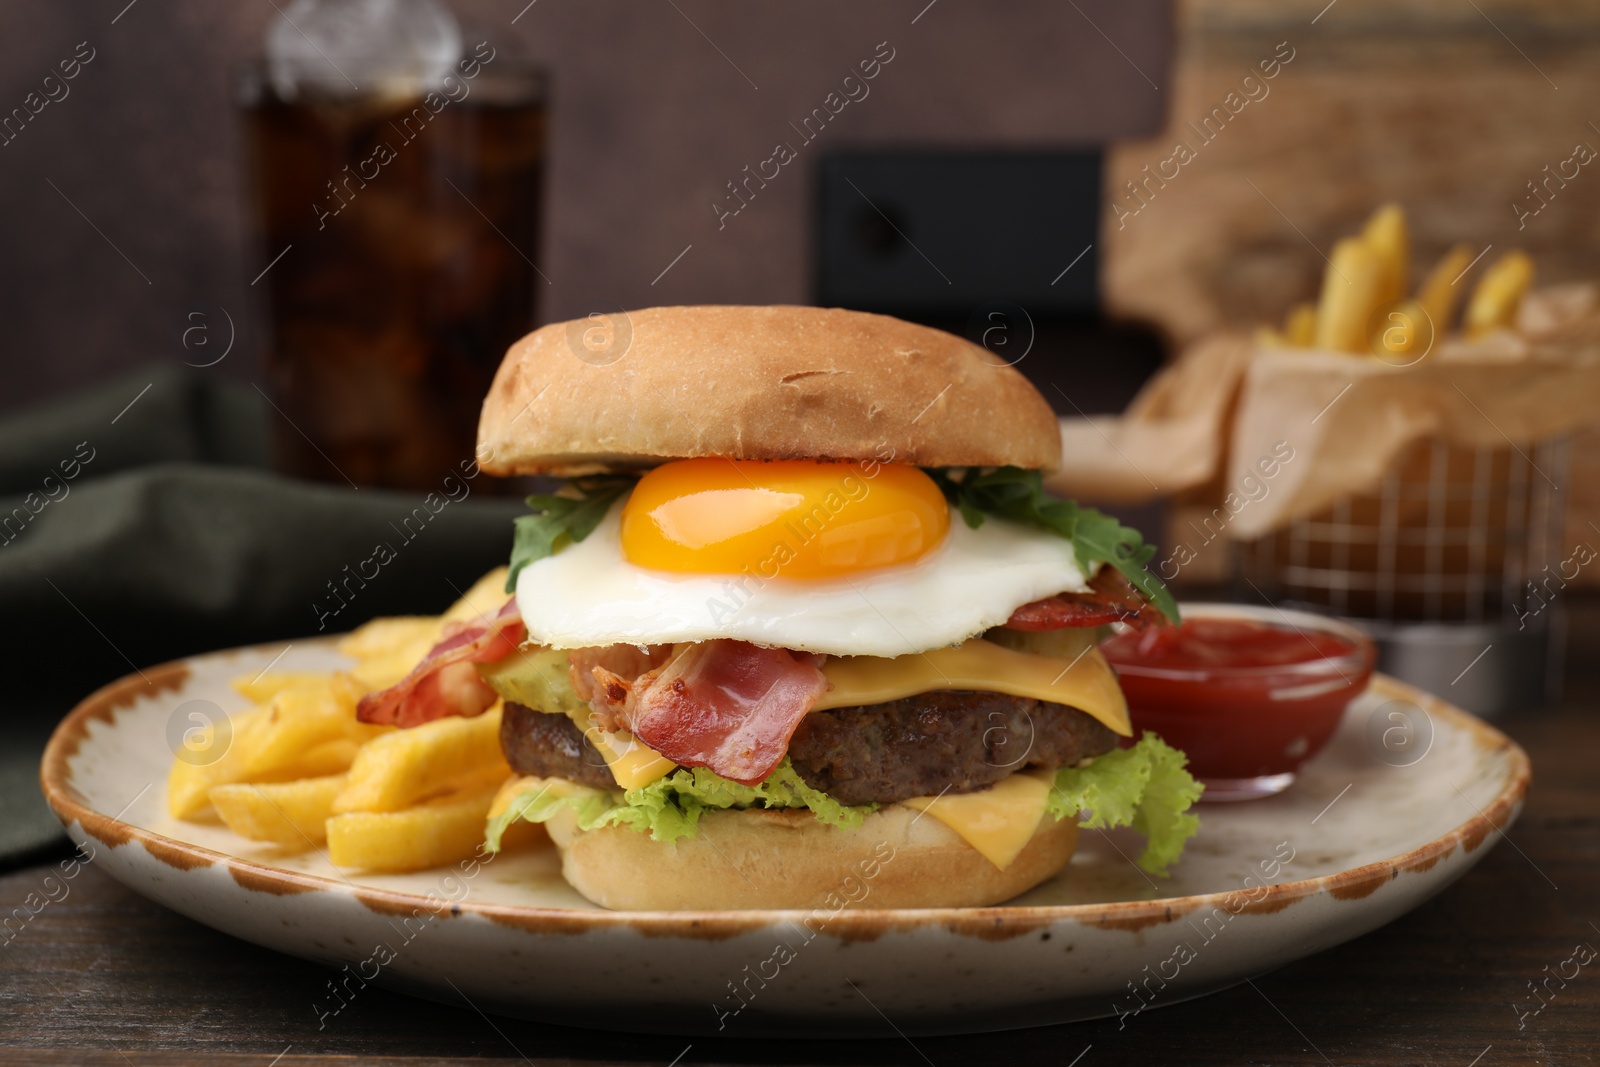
<box><xmin>1104</xmin><ymin>618</ymin><xmax>1359</xmax><ymax>670</ymax></box>
<box><xmin>1101</xmin><ymin>614</ymin><xmax>1374</xmax><ymax>787</ymax></box>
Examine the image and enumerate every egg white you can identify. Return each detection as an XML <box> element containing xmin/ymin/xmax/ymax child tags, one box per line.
<box><xmin>514</xmin><ymin>499</ymin><xmax>1092</xmax><ymax>657</ymax></box>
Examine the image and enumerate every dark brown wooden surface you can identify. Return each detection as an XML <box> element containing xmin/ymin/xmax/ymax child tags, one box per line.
<box><xmin>4</xmin><ymin>606</ymin><xmax>1598</xmax><ymax>1067</ymax></box>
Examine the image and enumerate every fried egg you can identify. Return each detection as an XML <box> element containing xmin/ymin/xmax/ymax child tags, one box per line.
<box><xmin>514</xmin><ymin>459</ymin><xmax>1091</xmax><ymax>657</ymax></box>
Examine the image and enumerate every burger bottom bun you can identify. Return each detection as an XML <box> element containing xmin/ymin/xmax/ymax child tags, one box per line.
<box><xmin>541</xmin><ymin>802</ymin><xmax>1079</xmax><ymax>911</ymax></box>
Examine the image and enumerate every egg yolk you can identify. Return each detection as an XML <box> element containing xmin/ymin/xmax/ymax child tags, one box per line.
<box><xmin>621</xmin><ymin>458</ymin><xmax>951</xmax><ymax>578</ymax></box>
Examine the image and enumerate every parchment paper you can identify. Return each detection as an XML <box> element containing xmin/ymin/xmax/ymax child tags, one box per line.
<box><xmin>1048</xmin><ymin>286</ymin><xmax>1600</xmax><ymax>539</ymax></box>
<box><xmin>1047</xmin><ymin>332</ymin><xmax>1254</xmax><ymax>503</ymax></box>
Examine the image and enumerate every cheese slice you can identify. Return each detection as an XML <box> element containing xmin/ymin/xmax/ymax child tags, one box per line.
<box><xmin>817</xmin><ymin>639</ymin><xmax>1131</xmax><ymax>736</ymax></box>
<box><xmin>899</xmin><ymin>770</ymin><xmax>1054</xmax><ymax>870</ymax></box>
<box><xmin>577</xmin><ymin>719</ymin><xmax>677</xmax><ymax>790</ymax></box>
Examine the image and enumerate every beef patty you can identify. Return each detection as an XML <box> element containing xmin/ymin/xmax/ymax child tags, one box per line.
<box><xmin>788</xmin><ymin>691</ymin><xmax>1118</xmax><ymax>804</ymax></box>
<box><xmin>500</xmin><ymin>703</ymin><xmax>617</xmax><ymax>790</ymax></box>
<box><xmin>501</xmin><ymin>692</ymin><xmax>1118</xmax><ymax>804</ymax></box>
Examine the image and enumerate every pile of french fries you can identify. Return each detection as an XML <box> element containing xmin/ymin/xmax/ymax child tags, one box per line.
<box><xmin>167</xmin><ymin>569</ymin><xmax>520</xmax><ymax>873</ymax></box>
<box><xmin>1259</xmin><ymin>203</ymin><xmax>1535</xmax><ymax>359</ymax></box>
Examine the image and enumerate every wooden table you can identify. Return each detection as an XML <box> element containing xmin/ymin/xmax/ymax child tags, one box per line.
<box><xmin>3</xmin><ymin>608</ymin><xmax>1597</xmax><ymax>1067</ymax></box>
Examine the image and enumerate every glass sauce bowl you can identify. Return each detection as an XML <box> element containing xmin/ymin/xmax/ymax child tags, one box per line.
<box><xmin>1100</xmin><ymin>603</ymin><xmax>1376</xmax><ymax>801</ymax></box>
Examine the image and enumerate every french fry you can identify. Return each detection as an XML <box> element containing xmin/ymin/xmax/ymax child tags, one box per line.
<box><xmin>172</xmin><ymin>574</ymin><xmax>520</xmax><ymax>830</ymax></box>
<box><xmin>167</xmin><ymin>761</ymin><xmax>213</xmax><ymax>819</ymax></box>
<box><xmin>193</xmin><ymin>734</ymin><xmax>361</xmax><ymax>795</ymax></box>
<box><xmin>1415</xmin><ymin>243</ymin><xmax>1475</xmax><ymax>336</ymax></box>
<box><xmin>337</xmin><ymin>616</ymin><xmax>440</xmax><ymax>661</ymax></box>
<box><xmin>233</xmin><ymin>671</ymin><xmax>339</xmax><ymax>705</ymax></box>
<box><xmin>281</xmin><ymin>737</ymin><xmax>364</xmax><ymax>780</ymax></box>
<box><xmin>332</xmin><ymin>703</ymin><xmax>511</xmax><ymax>814</ymax></box>
<box><xmin>1256</xmin><ymin>325</ymin><xmax>1287</xmax><ymax>348</ymax></box>
<box><xmin>326</xmin><ymin>780</ymin><xmax>506</xmax><ymax>872</ymax></box>
<box><xmin>234</xmin><ymin>675</ymin><xmax>383</xmax><ymax>780</ymax></box>
<box><xmin>168</xmin><ymin>676</ymin><xmax>382</xmax><ymax>819</ymax></box>
<box><xmin>209</xmin><ymin>774</ymin><xmax>348</xmax><ymax>848</ymax></box>
<box><xmin>441</xmin><ymin>566</ymin><xmax>512</xmax><ymax>626</ymax></box>
<box><xmin>173</xmin><ymin>571</ymin><xmax>518</xmax><ymax>848</ymax></box>
<box><xmin>1369</xmin><ymin>298</ymin><xmax>1434</xmax><ymax>362</ymax></box>
<box><xmin>167</xmin><ymin>705</ymin><xmax>266</xmax><ymax>819</ymax></box>
<box><xmin>1465</xmin><ymin>250</ymin><xmax>1534</xmax><ymax>337</ymax></box>
<box><xmin>1360</xmin><ymin>203</ymin><xmax>1409</xmax><ymax>310</ymax></box>
<box><xmin>1284</xmin><ymin>302</ymin><xmax>1318</xmax><ymax>347</ymax></box>
<box><xmin>346</xmin><ymin>647</ymin><xmax>432</xmax><ymax>693</ymax></box>
<box><xmin>1314</xmin><ymin>238</ymin><xmax>1384</xmax><ymax>353</ymax></box>
<box><xmin>336</xmin><ymin>568</ymin><xmax>511</xmax><ymax>690</ymax></box>
<box><xmin>337</xmin><ymin>617</ymin><xmax>443</xmax><ymax>691</ymax></box>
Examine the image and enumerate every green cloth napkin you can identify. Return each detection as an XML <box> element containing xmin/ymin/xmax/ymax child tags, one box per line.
<box><xmin>0</xmin><ymin>366</ymin><xmax>527</xmax><ymax>865</ymax></box>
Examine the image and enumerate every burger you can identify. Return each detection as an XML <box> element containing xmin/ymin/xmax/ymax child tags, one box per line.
<box><xmin>357</xmin><ymin>305</ymin><xmax>1201</xmax><ymax>910</ymax></box>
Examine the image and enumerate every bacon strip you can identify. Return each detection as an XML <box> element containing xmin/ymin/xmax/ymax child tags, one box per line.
<box><xmin>356</xmin><ymin>598</ymin><xmax>526</xmax><ymax>727</ymax></box>
<box><xmin>567</xmin><ymin>644</ymin><xmax>672</xmax><ymax>709</ymax></box>
<box><xmin>1006</xmin><ymin>568</ymin><xmax>1164</xmax><ymax>632</ymax></box>
<box><xmin>587</xmin><ymin>640</ymin><xmax>830</xmax><ymax>786</ymax></box>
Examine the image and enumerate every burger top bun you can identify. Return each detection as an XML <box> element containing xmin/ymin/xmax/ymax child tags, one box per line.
<box><xmin>476</xmin><ymin>305</ymin><xmax>1062</xmax><ymax>476</ymax></box>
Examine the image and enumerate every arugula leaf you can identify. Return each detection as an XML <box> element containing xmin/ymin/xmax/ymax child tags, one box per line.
<box><xmin>505</xmin><ymin>477</ymin><xmax>636</xmax><ymax>592</ymax></box>
<box><xmin>925</xmin><ymin>466</ymin><xmax>1178</xmax><ymax>623</ymax></box>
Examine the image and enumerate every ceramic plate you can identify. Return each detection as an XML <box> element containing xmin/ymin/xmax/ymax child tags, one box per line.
<box><xmin>41</xmin><ymin>639</ymin><xmax>1528</xmax><ymax>1037</ymax></box>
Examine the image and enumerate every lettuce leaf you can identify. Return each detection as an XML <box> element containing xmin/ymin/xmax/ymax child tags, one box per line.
<box><xmin>484</xmin><ymin>782</ymin><xmax>615</xmax><ymax>852</ymax></box>
<box><xmin>484</xmin><ymin>760</ymin><xmax>873</xmax><ymax>849</ymax></box>
<box><xmin>486</xmin><ymin>739</ymin><xmax>1203</xmax><ymax>876</ymax></box>
<box><xmin>1045</xmin><ymin>733</ymin><xmax>1204</xmax><ymax>877</ymax></box>
<box><xmin>925</xmin><ymin>466</ymin><xmax>1179</xmax><ymax>623</ymax></box>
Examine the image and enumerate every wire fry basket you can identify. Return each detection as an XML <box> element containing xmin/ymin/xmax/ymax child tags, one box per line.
<box><xmin>1236</xmin><ymin>439</ymin><xmax>1569</xmax><ymax>622</ymax></box>
<box><xmin>1234</xmin><ymin>437</ymin><xmax>1570</xmax><ymax>714</ymax></box>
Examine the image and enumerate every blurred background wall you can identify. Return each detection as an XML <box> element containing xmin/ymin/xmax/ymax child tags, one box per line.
<box><xmin>0</xmin><ymin>0</ymin><xmax>1170</xmax><ymax>415</ymax></box>
<box><xmin>6</xmin><ymin>0</ymin><xmax>1598</xmax><ymax>560</ymax></box>
<box><xmin>11</xmin><ymin>2</ymin><xmax>1600</xmax><ymax>402</ymax></box>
